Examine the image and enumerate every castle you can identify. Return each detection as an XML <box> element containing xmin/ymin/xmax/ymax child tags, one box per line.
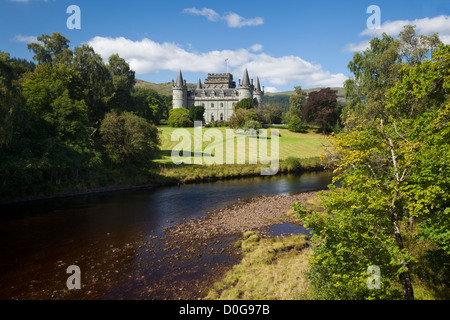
<box><xmin>172</xmin><ymin>69</ymin><xmax>264</xmax><ymax>123</ymax></box>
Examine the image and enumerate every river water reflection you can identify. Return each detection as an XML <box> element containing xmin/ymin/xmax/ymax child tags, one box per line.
<box><xmin>0</xmin><ymin>171</ymin><xmax>333</xmax><ymax>299</ymax></box>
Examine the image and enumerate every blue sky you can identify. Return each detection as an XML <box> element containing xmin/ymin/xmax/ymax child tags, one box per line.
<box><xmin>1</xmin><ymin>0</ymin><xmax>449</xmax><ymax>91</ymax></box>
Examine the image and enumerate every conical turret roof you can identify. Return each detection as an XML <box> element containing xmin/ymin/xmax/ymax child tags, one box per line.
<box><xmin>176</xmin><ymin>69</ymin><xmax>184</xmax><ymax>87</ymax></box>
<box><xmin>197</xmin><ymin>77</ymin><xmax>202</xmax><ymax>89</ymax></box>
<box><xmin>255</xmin><ymin>77</ymin><xmax>262</xmax><ymax>92</ymax></box>
<box><xmin>241</xmin><ymin>68</ymin><xmax>250</xmax><ymax>87</ymax></box>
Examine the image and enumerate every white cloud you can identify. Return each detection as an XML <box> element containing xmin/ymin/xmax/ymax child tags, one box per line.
<box><xmin>264</xmin><ymin>87</ymin><xmax>279</xmax><ymax>93</ymax></box>
<box><xmin>343</xmin><ymin>40</ymin><xmax>371</xmax><ymax>53</ymax></box>
<box><xmin>13</xmin><ymin>34</ymin><xmax>38</xmax><ymax>43</ymax></box>
<box><xmin>360</xmin><ymin>15</ymin><xmax>450</xmax><ymax>44</ymax></box>
<box><xmin>182</xmin><ymin>8</ymin><xmax>219</xmax><ymax>22</ymax></box>
<box><xmin>222</xmin><ymin>12</ymin><xmax>264</xmax><ymax>28</ymax></box>
<box><xmin>344</xmin><ymin>15</ymin><xmax>450</xmax><ymax>53</ymax></box>
<box><xmin>182</xmin><ymin>7</ymin><xmax>264</xmax><ymax>28</ymax></box>
<box><xmin>88</xmin><ymin>36</ymin><xmax>347</xmax><ymax>88</ymax></box>
<box><xmin>249</xmin><ymin>44</ymin><xmax>263</xmax><ymax>52</ymax></box>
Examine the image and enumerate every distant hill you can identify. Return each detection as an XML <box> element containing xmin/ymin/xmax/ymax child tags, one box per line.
<box><xmin>134</xmin><ymin>79</ymin><xmax>196</xmax><ymax>96</ymax></box>
<box><xmin>135</xmin><ymin>79</ymin><xmax>346</xmax><ymax>102</ymax></box>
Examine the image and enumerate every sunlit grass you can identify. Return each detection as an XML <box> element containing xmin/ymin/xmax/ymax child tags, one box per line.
<box><xmin>155</xmin><ymin>125</ymin><xmax>329</xmax><ymax>164</ymax></box>
<box><xmin>204</xmin><ymin>231</ymin><xmax>312</xmax><ymax>300</ymax></box>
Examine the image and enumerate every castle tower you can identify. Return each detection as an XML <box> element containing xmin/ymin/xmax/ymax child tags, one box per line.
<box><xmin>253</xmin><ymin>77</ymin><xmax>264</xmax><ymax>107</ymax></box>
<box><xmin>172</xmin><ymin>69</ymin><xmax>187</xmax><ymax>109</ymax></box>
<box><xmin>238</xmin><ymin>68</ymin><xmax>253</xmax><ymax>101</ymax></box>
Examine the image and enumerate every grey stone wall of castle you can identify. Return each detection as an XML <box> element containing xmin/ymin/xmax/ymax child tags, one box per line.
<box><xmin>172</xmin><ymin>69</ymin><xmax>264</xmax><ymax>123</ymax></box>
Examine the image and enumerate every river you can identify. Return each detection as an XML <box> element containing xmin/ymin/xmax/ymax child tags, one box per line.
<box><xmin>0</xmin><ymin>171</ymin><xmax>333</xmax><ymax>300</ymax></box>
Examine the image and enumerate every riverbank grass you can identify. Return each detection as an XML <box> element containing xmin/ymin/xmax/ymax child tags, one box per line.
<box><xmin>204</xmin><ymin>231</ymin><xmax>312</xmax><ymax>300</ymax></box>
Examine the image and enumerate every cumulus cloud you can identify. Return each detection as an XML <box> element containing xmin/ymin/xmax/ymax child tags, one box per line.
<box><xmin>182</xmin><ymin>7</ymin><xmax>264</xmax><ymax>28</ymax></box>
<box><xmin>13</xmin><ymin>34</ymin><xmax>38</xmax><ymax>43</ymax></box>
<box><xmin>343</xmin><ymin>40</ymin><xmax>371</xmax><ymax>53</ymax></box>
<box><xmin>344</xmin><ymin>15</ymin><xmax>450</xmax><ymax>52</ymax></box>
<box><xmin>88</xmin><ymin>36</ymin><xmax>347</xmax><ymax>89</ymax></box>
<box><xmin>360</xmin><ymin>15</ymin><xmax>450</xmax><ymax>41</ymax></box>
<box><xmin>182</xmin><ymin>8</ymin><xmax>219</xmax><ymax>22</ymax></box>
<box><xmin>249</xmin><ymin>44</ymin><xmax>263</xmax><ymax>52</ymax></box>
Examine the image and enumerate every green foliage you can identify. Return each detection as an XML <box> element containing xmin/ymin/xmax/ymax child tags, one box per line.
<box><xmin>108</xmin><ymin>54</ymin><xmax>135</xmax><ymax>92</ymax></box>
<box><xmin>188</xmin><ymin>105</ymin><xmax>205</xmax><ymax>122</ymax></box>
<box><xmin>168</xmin><ymin>108</ymin><xmax>193</xmax><ymax>127</ymax></box>
<box><xmin>289</xmin><ymin>86</ymin><xmax>307</xmax><ymax>118</ymax></box>
<box><xmin>0</xmin><ymin>33</ymin><xmax>168</xmax><ymax>199</ymax></box>
<box><xmin>263</xmin><ymin>103</ymin><xmax>283</xmax><ymax>124</ymax></box>
<box><xmin>100</xmin><ymin>111</ymin><xmax>160</xmax><ymax>167</ymax></box>
<box><xmin>233</xmin><ymin>98</ymin><xmax>255</xmax><ymax>112</ymax></box>
<box><xmin>288</xmin><ymin>115</ymin><xmax>304</xmax><ymax>133</ymax></box>
<box><xmin>398</xmin><ymin>25</ymin><xmax>441</xmax><ymax>66</ymax></box>
<box><xmin>263</xmin><ymin>95</ymin><xmax>290</xmax><ymax>110</ymax></box>
<box><xmin>346</xmin><ymin>33</ymin><xmax>401</xmax><ymax>121</ymax></box>
<box><xmin>229</xmin><ymin>108</ymin><xmax>259</xmax><ymax>130</ymax></box>
<box><xmin>386</xmin><ymin>44</ymin><xmax>450</xmax><ymax>119</ymax></box>
<box><xmin>72</xmin><ymin>44</ymin><xmax>113</xmax><ymax>124</ymax></box>
<box><xmin>132</xmin><ymin>88</ymin><xmax>171</xmax><ymax>124</ymax></box>
<box><xmin>27</xmin><ymin>32</ymin><xmax>73</xmax><ymax>66</ymax></box>
<box><xmin>243</xmin><ymin>120</ymin><xmax>262</xmax><ymax>133</ymax></box>
<box><xmin>298</xmin><ymin>45</ymin><xmax>450</xmax><ymax>300</ymax></box>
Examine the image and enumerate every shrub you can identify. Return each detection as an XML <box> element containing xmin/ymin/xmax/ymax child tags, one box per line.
<box><xmin>168</xmin><ymin>108</ymin><xmax>193</xmax><ymax>127</ymax></box>
<box><xmin>100</xmin><ymin>111</ymin><xmax>160</xmax><ymax>167</ymax></box>
<box><xmin>288</xmin><ymin>115</ymin><xmax>305</xmax><ymax>133</ymax></box>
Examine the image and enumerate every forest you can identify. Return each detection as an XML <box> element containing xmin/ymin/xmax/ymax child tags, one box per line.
<box><xmin>0</xmin><ymin>32</ymin><xmax>171</xmax><ymax>199</ymax></box>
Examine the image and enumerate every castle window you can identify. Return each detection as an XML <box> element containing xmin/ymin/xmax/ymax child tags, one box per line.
<box><xmin>211</xmin><ymin>103</ymin><xmax>215</xmax><ymax>108</ymax></box>
<box><xmin>211</xmin><ymin>114</ymin><xmax>215</xmax><ymax>122</ymax></box>
<box><xmin>220</xmin><ymin>113</ymin><xmax>224</xmax><ymax>121</ymax></box>
<box><xmin>220</xmin><ymin>103</ymin><xmax>224</xmax><ymax>108</ymax></box>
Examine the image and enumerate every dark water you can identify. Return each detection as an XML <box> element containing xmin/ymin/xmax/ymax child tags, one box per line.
<box><xmin>0</xmin><ymin>171</ymin><xmax>333</xmax><ymax>299</ymax></box>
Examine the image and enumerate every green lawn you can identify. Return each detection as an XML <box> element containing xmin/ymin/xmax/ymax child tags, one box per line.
<box><xmin>154</xmin><ymin>125</ymin><xmax>329</xmax><ymax>164</ymax></box>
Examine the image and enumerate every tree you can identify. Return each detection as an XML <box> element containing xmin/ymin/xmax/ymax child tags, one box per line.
<box><xmin>108</xmin><ymin>54</ymin><xmax>135</xmax><ymax>92</ymax></box>
<box><xmin>288</xmin><ymin>115</ymin><xmax>304</xmax><ymax>133</ymax></box>
<box><xmin>0</xmin><ymin>51</ymin><xmax>24</xmax><ymax>146</ymax></box>
<box><xmin>189</xmin><ymin>105</ymin><xmax>205</xmax><ymax>123</ymax></box>
<box><xmin>27</xmin><ymin>32</ymin><xmax>73</xmax><ymax>66</ymax></box>
<box><xmin>302</xmin><ymin>88</ymin><xmax>339</xmax><ymax>134</ymax></box>
<box><xmin>72</xmin><ymin>44</ymin><xmax>113</xmax><ymax>125</ymax></box>
<box><xmin>398</xmin><ymin>25</ymin><xmax>441</xmax><ymax>66</ymax></box>
<box><xmin>100</xmin><ymin>111</ymin><xmax>160</xmax><ymax>167</ymax></box>
<box><xmin>294</xmin><ymin>44</ymin><xmax>450</xmax><ymax>301</ymax></box>
<box><xmin>228</xmin><ymin>108</ymin><xmax>259</xmax><ymax>130</ymax></box>
<box><xmin>386</xmin><ymin>44</ymin><xmax>450</xmax><ymax>119</ymax></box>
<box><xmin>263</xmin><ymin>103</ymin><xmax>283</xmax><ymax>124</ymax></box>
<box><xmin>346</xmin><ymin>33</ymin><xmax>402</xmax><ymax>121</ymax></box>
<box><xmin>22</xmin><ymin>64</ymin><xmax>91</xmax><ymax>185</ymax></box>
<box><xmin>234</xmin><ymin>98</ymin><xmax>255</xmax><ymax>112</ymax></box>
<box><xmin>168</xmin><ymin>108</ymin><xmax>193</xmax><ymax>127</ymax></box>
<box><xmin>289</xmin><ymin>86</ymin><xmax>307</xmax><ymax>118</ymax></box>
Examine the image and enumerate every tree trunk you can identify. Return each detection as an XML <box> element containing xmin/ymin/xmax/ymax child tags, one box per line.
<box><xmin>391</xmin><ymin>209</ymin><xmax>414</xmax><ymax>300</ymax></box>
<box><xmin>408</xmin><ymin>215</ymin><xmax>414</xmax><ymax>232</ymax></box>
